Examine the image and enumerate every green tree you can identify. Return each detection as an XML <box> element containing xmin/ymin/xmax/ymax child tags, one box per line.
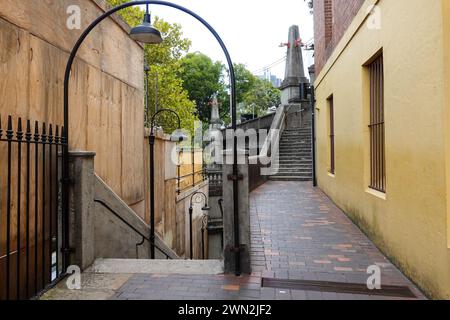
<box><xmin>242</xmin><ymin>79</ymin><xmax>281</xmax><ymax>117</ymax></box>
<box><xmin>178</xmin><ymin>53</ymin><xmax>225</xmax><ymax>123</ymax></box>
<box><xmin>106</xmin><ymin>0</ymin><xmax>197</xmax><ymax>133</ymax></box>
<box><xmin>233</xmin><ymin>63</ymin><xmax>257</xmax><ymax>104</ymax></box>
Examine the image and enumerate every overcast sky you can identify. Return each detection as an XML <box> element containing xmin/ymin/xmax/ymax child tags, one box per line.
<box><xmin>143</xmin><ymin>0</ymin><xmax>314</xmax><ymax>80</ymax></box>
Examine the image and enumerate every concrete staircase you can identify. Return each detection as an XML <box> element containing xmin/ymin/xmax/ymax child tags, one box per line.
<box><xmin>269</xmin><ymin>118</ymin><xmax>313</xmax><ymax>182</ymax></box>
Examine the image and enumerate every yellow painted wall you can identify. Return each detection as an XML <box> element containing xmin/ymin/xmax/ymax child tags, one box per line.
<box><xmin>314</xmin><ymin>0</ymin><xmax>450</xmax><ymax>299</ymax></box>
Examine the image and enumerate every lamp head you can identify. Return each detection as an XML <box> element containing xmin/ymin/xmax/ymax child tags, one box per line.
<box><xmin>130</xmin><ymin>12</ymin><xmax>163</xmax><ymax>44</ymax></box>
<box><xmin>202</xmin><ymin>205</ymin><xmax>211</xmax><ymax>211</ymax></box>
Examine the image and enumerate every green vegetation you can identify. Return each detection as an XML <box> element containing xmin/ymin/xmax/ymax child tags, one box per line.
<box><xmin>106</xmin><ymin>0</ymin><xmax>281</xmax><ymax>130</ymax></box>
<box><xmin>178</xmin><ymin>53</ymin><xmax>225</xmax><ymax>123</ymax></box>
<box><xmin>107</xmin><ymin>0</ymin><xmax>197</xmax><ymax>133</ymax></box>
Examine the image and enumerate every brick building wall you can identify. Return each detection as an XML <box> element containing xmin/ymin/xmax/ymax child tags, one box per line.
<box><xmin>314</xmin><ymin>0</ymin><xmax>365</xmax><ymax>75</ymax></box>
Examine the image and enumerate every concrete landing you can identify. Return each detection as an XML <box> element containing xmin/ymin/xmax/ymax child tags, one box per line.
<box><xmin>87</xmin><ymin>259</ymin><xmax>224</xmax><ymax>275</ymax></box>
<box><xmin>39</xmin><ymin>259</ymin><xmax>224</xmax><ymax>300</ymax></box>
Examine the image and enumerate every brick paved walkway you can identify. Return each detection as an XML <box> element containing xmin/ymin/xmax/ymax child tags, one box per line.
<box><xmin>111</xmin><ymin>181</ymin><xmax>425</xmax><ymax>300</ymax></box>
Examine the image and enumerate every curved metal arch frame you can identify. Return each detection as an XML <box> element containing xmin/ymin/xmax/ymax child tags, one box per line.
<box><xmin>189</xmin><ymin>191</ymin><xmax>208</xmax><ymax>208</ymax></box>
<box><xmin>62</xmin><ymin>1</ymin><xmax>241</xmax><ymax>275</ymax></box>
<box><xmin>150</xmin><ymin>108</ymin><xmax>182</xmax><ymax>133</ymax></box>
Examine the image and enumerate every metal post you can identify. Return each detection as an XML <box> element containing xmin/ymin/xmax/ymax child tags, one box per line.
<box><xmin>189</xmin><ymin>206</ymin><xmax>193</xmax><ymax>260</ymax></box>
<box><xmin>149</xmin><ymin>133</ymin><xmax>156</xmax><ymax>259</ymax></box>
<box><xmin>16</xmin><ymin>118</ymin><xmax>23</xmax><ymax>299</ymax></box>
<box><xmin>6</xmin><ymin>116</ymin><xmax>13</xmax><ymax>300</ymax></box>
<box><xmin>155</xmin><ymin>71</ymin><xmax>159</xmax><ymax>113</ymax></box>
<box><xmin>310</xmin><ymin>85</ymin><xmax>317</xmax><ymax>187</ymax></box>
<box><xmin>201</xmin><ymin>225</ymin><xmax>205</xmax><ymax>260</ymax></box>
<box><xmin>192</xmin><ymin>138</ymin><xmax>195</xmax><ymax>187</ymax></box>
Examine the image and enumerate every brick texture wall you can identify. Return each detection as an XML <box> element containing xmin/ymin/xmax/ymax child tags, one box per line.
<box><xmin>314</xmin><ymin>0</ymin><xmax>365</xmax><ymax>75</ymax></box>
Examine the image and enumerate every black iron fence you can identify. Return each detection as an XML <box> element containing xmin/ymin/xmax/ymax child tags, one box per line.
<box><xmin>0</xmin><ymin>115</ymin><xmax>65</xmax><ymax>300</ymax></box>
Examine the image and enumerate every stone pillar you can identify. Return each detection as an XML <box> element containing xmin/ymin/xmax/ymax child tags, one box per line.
<box><xmin>280</xmin><ymin>25</ymin><xmax>310</xmax><ymax>105</ymax></box>
<box><xmin>222</xmin><ymin>149</ymin><xmax>251</xmax><ymax>275</ymax></box>
<box><xmin>68</xmin><ymin>151</ymin><xmax>96</xmax><ymax>270</ymax></box>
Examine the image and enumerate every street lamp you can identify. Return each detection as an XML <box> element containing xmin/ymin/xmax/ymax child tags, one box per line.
<box><xmin>62</xmin><ymin>1</ymin><xmax>241</xmax><ymax>275</ymax></box>
<box><xmin>129</xmin><ymin>4</ymin><xmax>163</xmax><ymax>44</ymax></box>
<box><xmin>149</xmin><ymin>109</ymin><xmax>187</xmax><ymax>258</ymax></box>
<box><xmin>188</xmin><ymin>191</ymin><xmax>210</xmax><ymax>260</ymax></box>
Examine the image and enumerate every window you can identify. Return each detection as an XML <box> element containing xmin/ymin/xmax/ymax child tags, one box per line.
<box><xmin>368</xmin><ymin>54</ymin><xmax>385</xmax><ymax>192</ymax></box>
<box><xmin>328</xmin><ymin>95</ymin><xmax>335</xmax><ymax>174</ymax></box>
<box><xmin>324</xmin><ymin>0</ymin><xmax>333</xmax><ymax>47</ymax></box>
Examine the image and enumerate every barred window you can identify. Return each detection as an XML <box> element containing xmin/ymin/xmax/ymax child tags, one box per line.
<box><xmin>328</xmin><ymin>95</ymin><xmax>335</xmax><ymax>174</ymax></box>
<box><xmin>368</xmin><ymin>54</ymin><xmax>385</xmax><ymax>192</ymax></box>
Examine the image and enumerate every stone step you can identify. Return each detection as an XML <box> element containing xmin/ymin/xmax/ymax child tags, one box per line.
<box><xmin>281</xmin><ymin>136</ymin><xmax>312</xmax><ymax>140</ymax></box>
<box><xmin>272</xmin><ymin>172</ymin><xmax>313</xmax><ymax>177</ymax></box>
<box><xmin>280</xmin><ymin>139</ymin><xmax>312</xmax><ymax>146</ymax></box>
<box><xmin>279</xmin><ymin>145</ymin><xmax>312</xmax><ymax>148</ymax></box>
<box><xmin>279</xmin><ymin>154</ymin><xmax>312</xmax><ymax>157</ymax></box>
<box><xmin>277</xmin><ymin>162</ymin><xmax>312</xmax><ymax>166</ymax></box>
<box><xmin>268</xmin><ymin>176</ymin><xmax>312</xmax><ymax>182</ymax></box>
<box><xmin>279</xmin><ymin>145</ymin><xmax>311</xmax><ymax>148</ymax></box>
<box><xmin>273</xmin><ymin>164</ymin><xmax>312</xmax><ymax>168</ymax></box>
<box><xmin>274</xmin><ymin>160</ymin><xmax>312</xmax><ymax>167</ymax></box>
<box><xmin>279</xmin><ymin>150</ymin><xmax>312</xmax><ymax>154</ymax></box>
<box><xmin>279</xmin><ymin>153</ymin><xmax>311</xmax><ymax>156</ymax></box>
<box><xmin>283</xmin><ymin>129</ymin><xmax>311</xmax><ymax>132</ymax></box>
<box><xmin>278</xmin><ymin>160</ymin><xmax>312</xmax><ymax>164</ymax></box>
<box><xmin>279</xmin><ymin>149</ymin><xmax>312</xmax><ymax>153</ymax></box>
<box><xmin>273</xmin><ymin>171</ymin><xmax>313</xmax><ymax>176</ymax></box>
<box><xmin>86</xmin><ymin>258</ymin><xmax>224</xmax><ymax>275</ymax></box>
<box><xmin>282</xmin><ymin>134</ymin><xmax>311</xmax><ymax>137</ymax></box>
<box><xmin>280</xmin><ymin>141</ymin><xmax>312</xmax><ymax>144</ymax></box>
<box><xmin>274</xmin><ymin>169</ymin><xmax>312</xmax><ymax>174</ymax></box>
<box><xmin>279</xmin><ymin>156</ymin><xmax>312</xmax><ymax>160</ymax></box>
<box><xmin>279</xmin><ymin>146</ymin><xmax>312</xmax><ymax>150</ymax></box>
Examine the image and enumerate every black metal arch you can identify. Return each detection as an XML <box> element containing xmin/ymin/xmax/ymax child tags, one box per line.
<box><xmin>62</xmin><ymin>1</ymin><xmax>241</xmax><ymax>275</ymax></box>
<box><xmin>150</xmin><ymin>108</ymin><xmax>181</xmax><ymax>131</ymax></box>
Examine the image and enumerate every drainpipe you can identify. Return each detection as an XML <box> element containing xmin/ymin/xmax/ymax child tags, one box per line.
<box><xmin>310</xmin><ymin>85</ymin><xmax>317</xmax><ymax>187</ymax></box>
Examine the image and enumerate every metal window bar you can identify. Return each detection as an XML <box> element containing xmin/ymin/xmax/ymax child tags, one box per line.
<box><xmin>0</xmin><ymin>115</ymin><xmax>65</xmax><ymax>300</ymax></box>
<box><xmin>368</xmin><ymin>55</ymin><xmax>386</xmax><ymax>193</ymax></box>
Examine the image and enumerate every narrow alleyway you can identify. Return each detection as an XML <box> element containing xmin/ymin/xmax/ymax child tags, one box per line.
<box><xmin>247</xmin><ymin>181</ymin><xmax>424</xmax><ymax>299</ymax></box>
<box><xmin>104</xmin><ymin>181</ymin><xmax>425</xmax><ymax>300</ymax></box>
<box><xmin>42</xmin><ymin>181</ymin><xmax>425</xmax><ymax>300</ymax></box>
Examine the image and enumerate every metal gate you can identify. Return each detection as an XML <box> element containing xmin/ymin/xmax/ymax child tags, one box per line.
<box><xmin>0</xmin><ymin>114</ymin><xmax>65</xmax><ymax>300</ymax></box>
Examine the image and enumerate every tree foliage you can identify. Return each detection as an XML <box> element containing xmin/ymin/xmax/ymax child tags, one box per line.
<box><xmin>106</xmin><ymin>0</ymin><xmax>197</xmax><ymax>133</ymax></box>
<box><xmin>242</xmin><ymin>78</ymin><xmax>281</xmax><ymax>117</ymax></box>
<box><xmin>178</xmin><ymin>53</ymin><xmax>225</xmax><ymax>123</ymax></box>
<box><xmin>106</xmin><ymin>1</ymin><xmax>281</xmax><ymax>129</ymax></box>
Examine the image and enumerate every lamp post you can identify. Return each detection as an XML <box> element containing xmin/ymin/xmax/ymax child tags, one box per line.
<box><xmin>299</xmin><ymin>82</ymin><xmax>317</xmax><ymax>187</ymax></box>
<box><xmin>62</xmin><ymin>1</ymin><xmax>240</xmax><ymax>274</ymax></box>
<box><xmin>188</xmin><ymin>191</ymin><xmax>210</xmax><ymax>260</ymax></box>
<box><xmin>149</xmin><ymin>109</ymin><xmax>186</xmax><ymax>258</ymax></box>
<box><xmin>201</xmin><ymin>214</ymin><xmax>209</xmax><ymax>260</ymax></box>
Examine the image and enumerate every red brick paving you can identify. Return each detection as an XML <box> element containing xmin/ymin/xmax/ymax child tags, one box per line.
<box><xmin>113</xmin><ymin>181</ymin><xmax>426</xmax><ymax>300</ymax></box>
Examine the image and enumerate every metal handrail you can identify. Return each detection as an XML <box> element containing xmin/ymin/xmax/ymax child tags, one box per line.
<box><xmin>93</xmin><ymin>199</ymin><xmax>172</xmax><ymax>259</ymax></box>
<box><xmin>177</xmin><ymin>169</ymin><xmax>205</xmax><ymax>180</ymax></box>
<box><xmin>176</xmin><ymin>169</ymin><xmax>207</xmax><ymax>194</ymax></box>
